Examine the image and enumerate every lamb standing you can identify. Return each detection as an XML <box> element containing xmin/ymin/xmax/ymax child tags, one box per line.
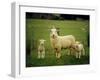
<box><xmin>38</xmin><ymin>39</ymin><xmax>46</xmax><ymax>59</ymax></box>
<box><xmin>50</xmin><ymin>26</ymin><xmax>76</xmax><ymax>58</ymax></box>
<box><xmin>71</xmin><ymin>41</ymin><xmax>85</xmax><ymax>59</ymax></box>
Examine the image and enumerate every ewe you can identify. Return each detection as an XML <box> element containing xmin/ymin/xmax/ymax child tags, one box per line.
<box><xmin>50</xmin><ymin>26</ymin><xmax>76</xmax><ymax>58</ymax></box>
<box><xmin>71</xmin><ymin>41</ymin><xmax>85</xmax><ymax>59</ymax></box>
<box><xmin>38</xmin><ymin>39</ymin><xmax>46</xmax><ymax>59</ymax></box>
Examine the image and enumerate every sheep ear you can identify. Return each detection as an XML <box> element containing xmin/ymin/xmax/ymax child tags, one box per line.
<box><xmin>42</xmin><ymin>40</ymin><xmax>46</xmax><ymax>42</ymax></box>
<box><xmin>76</xmin><ymin>41</ymin><xmax>80</xmax><ymax>44</ymax></box>
<box><xmin>39</xmin><ymin>40</ymin><xmax>41</xmax><ymax>42</ymax></box>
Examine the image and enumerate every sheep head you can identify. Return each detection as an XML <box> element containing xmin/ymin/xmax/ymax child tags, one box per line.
<box><xmin>50</xmin><ymin>26</ymin><xmax>59</xmax><ymax>39</ymax></box>
<box><xmin>71</xmin><ymin>41</ymin><xmax>80</xmax><ymax>50</ymax></box>
<box><xmin>39</xmin><ymin>39</ymin><xmax>46</xmax><ymax>46</ymax></box>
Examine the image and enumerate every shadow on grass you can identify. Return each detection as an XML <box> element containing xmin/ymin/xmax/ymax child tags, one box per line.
<box><xmin>26</xmin><ymin>54</ymin><xmax>89</xmax><ymax>67</ymax></box>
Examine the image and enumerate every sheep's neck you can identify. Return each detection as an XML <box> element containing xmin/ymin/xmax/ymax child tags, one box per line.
<box><xmin>51</xmin><ymin>36</ymin><xmax>59</xmax><ymax>47</ymax></box>
<box><xmin>39</xmin><ymin>45</ymin><xmax>44</xmax><ymax>48</ymax></box>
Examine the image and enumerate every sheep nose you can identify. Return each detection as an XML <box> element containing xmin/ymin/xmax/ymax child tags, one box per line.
<box><xmin>52</xmin><ymin>34</ymin><xmax>55</xmax><ymax>38</ymax></box>
<box><xmin>41</xmin><ymin>43</ymin><xmax>44</xmax><ymax>45</ymax></box>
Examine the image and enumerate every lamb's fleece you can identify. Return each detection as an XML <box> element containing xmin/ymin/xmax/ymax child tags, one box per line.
<box><xmin>71</xmin><ymin>41</ymin><xmax>85</xmax><ymax>58</ymax></box>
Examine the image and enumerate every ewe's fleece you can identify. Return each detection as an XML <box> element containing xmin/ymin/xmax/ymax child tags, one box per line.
<box><xmin>50</xmin><ymin>27</ymin><xmax>76</xmax><ymax>58</ymax></box>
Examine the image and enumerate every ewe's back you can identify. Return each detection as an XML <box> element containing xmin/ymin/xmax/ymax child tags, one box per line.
<box><xmin>58</xmin><ymin>35</ymin><xmax>75</xmax><ymax>48</ymax></box>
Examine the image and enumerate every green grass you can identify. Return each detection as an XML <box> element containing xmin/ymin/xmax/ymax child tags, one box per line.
<box><xmin>26</xmin><ymin>19</ymin><xmax>89</xmax><ymax>67</ymax></box>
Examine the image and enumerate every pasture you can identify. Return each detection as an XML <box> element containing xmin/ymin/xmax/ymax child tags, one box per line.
<box><xmin>26</xmin><ymin>19</ymin><xmax>89</xmax><ymax>67</ymax></box>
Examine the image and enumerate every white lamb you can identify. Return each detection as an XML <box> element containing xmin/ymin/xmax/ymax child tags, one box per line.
<box><xmin>38</xmin><ymin>39</ymin><xmax>46</xmax><ymax>59</ymax></box>
<box><xmin>71</xmin><ymin>41</ymin><xmax>85</xmax><ymax>59</ymax></box>
<box><xmin>50</xmin><ymin>26</ymin><xmax>76</xmax><ymax>58</ymax></box>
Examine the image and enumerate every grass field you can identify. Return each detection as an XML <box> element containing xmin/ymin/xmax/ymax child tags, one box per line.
<box><xmin>26</xmin><ymin>19</ymin><xmax>89</xmax><ymax>67</ymax></box>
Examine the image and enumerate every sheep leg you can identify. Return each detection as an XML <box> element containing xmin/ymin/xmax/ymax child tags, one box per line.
<box><xmin>55</xmin><ymin>48</ymin><xmax>58</xmax><ymax>58</ymax></box>
<box><xmin>56</xmin><ymin>51</ymin><xmax>59</xmax><ymax>58</ymax></box>
<box><xmin>67</xmin><ymin>49</ymin><xmax>70</xmax><ymax>55</ymax></box>
<box><xmin>54</xmin><ymin>49</ymin><xmax>57</xmax><ymax>58</ymax></box>
<box><xmin>41</xmin><ymin>51</ymin><xmax>45</xmax><ymax>59</ymax></box>
<box><xmin>55</xmin><ymin>50</ymin><xmax>58</xmax><ymax>58</ymax></box>
<box><xmin>38</xmin><ymin>51</ymin><xmax>41</xmax><ymax>59</ymax></box>
<box><xmin>57</xmin><ymin>52</ymin><xmax>61</xmax><ymax>58</ymax></box>
<box><xmin>55</xmin><ymin>48</ymin><xmax>61</xmax><ymax>58</ymax></box>
<box><xmin>72</xmin><ymin>50</ymin><xmax>76</xmax><ymax>56</ymax></box>
<box><xmin>82</xmin><ymin>48</ymin><xmax>85</xmax><ymax>56</ymax></box>
<box><xmin>78</xmin><ymin>52</ymin><xmax>81</xmax><ymax>59</ymax></box>
<box><xmin>70</xmin><ymin>48</ymin><xmax>75</xmax><ymax>56</ymax></box>
<box><xmin>57</xmin><ymin>49</ymin><xmax>61</xmax><ymax>59</ymax></box>
<box><xmin>76</xmin><ymin>52</ymin><xmax>78</xmax><ymax>58</ymax></box>
<box><xmin>67</xmin><ymin>50</ymin><xmax>69</xmax><ymax>55</ymax></box>
<box><xmin>70</xmin><ymin>49</ymin><xmax>72</xmax><ymax>55</ymax></box>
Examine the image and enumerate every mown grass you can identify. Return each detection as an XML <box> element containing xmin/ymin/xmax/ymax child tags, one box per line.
<box><xmin>26</xmin><ymin>19</ymin><xmax>89</xmax><ymax>67</ymax></box>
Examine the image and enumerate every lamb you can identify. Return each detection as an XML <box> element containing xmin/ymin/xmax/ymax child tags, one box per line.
<box><xmin>38</xmin><ymin>39</ymin><xmax>46</xmax><ymax>59</ymax></box>
<box><xmin>50</xmin><ymin>26</ymin><xmax>76</xmax><ymax>58</ymax></box>
<box><xmin>71</xmin><ymin>41</ymin><xmax>85</xmax><ymax>59</ymax></box>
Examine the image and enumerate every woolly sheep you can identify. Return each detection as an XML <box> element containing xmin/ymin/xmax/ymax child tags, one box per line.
<box><xmin>50</xmin><ymin>26</ymin><xmax>76</xmax><ymax>58</ymax></box>
<box><xmin>38</xmin><ymin>39</ymin><xmax>46</xmax><ymax>59</ymax></box>
<box><xmin>71</xmin><ymin>41</ymin><xmax>85</xmax><ymax>59</ymax></box>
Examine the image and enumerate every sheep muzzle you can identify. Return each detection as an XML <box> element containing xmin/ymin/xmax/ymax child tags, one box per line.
<box><xmin>52</xmin><ymin>34</ymin><xmax>57</xmax><ymax>39</ymax></box>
